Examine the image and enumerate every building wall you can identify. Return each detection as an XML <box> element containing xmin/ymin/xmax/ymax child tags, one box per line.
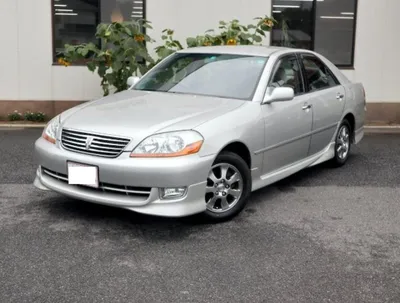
<box><xmin>0</xmin><ymin>0</ymin><xmax>102</xmax><ymax>103</ymax></box>
<box><xmin>345</xmin><ymin>0</ymin><xmax>400</xmax><ymax>103</ymax></box>
<box><xmin>0</xmin><ymin>0</ymin><xmax>400</xmax><ymax>123</ymax></box>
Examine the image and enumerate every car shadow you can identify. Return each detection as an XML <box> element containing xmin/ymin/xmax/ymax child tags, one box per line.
<box><xmin>42</xmin><ymin>153</ymin><xmax>357</xmax><ymax>229</ymax></box>
<box><xmin>42</xmin><ymin>194</ymin><xmax>215</xmax><ymax>242</ymax></box>
<box><xmin>41</xmin><ymin>132</ymin><xmax>400</xmax><ymax>232</ymax></box>
<box><xmin>247</xmin><ymin>151</ymin><xmax>365</xmax><ymax>207</ymax></box>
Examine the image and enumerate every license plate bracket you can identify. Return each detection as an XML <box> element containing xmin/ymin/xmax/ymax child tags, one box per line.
<box><xmin>67</xmin><ymin>161</ymin><xmax>99</xmax><ymax>188</ymax></box>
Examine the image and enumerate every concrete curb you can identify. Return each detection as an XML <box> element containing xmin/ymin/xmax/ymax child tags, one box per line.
<box><xmin>364</xmin><ymin>126</ymin><xmax>400</xmax><ymax>134</ymax></box>
<box><xmin>365</xmin><ymin>126</ymin><xmax>400</xmax><ymax>129</ymax></box>
<box><xmin>0</xmin><ymin>124</ymin><xmax>46</xmax><ymax>128</ymax></box>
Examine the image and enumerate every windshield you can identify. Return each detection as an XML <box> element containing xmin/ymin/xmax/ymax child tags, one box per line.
<box><xmin>134</xmin><ymin>53</ymin><xmax>269</xmax><ymax>100</ymax></box>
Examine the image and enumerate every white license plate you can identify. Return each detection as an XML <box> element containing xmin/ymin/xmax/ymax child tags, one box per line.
<box><xmin>67</xmin><ymin>161</ymin><xmax>99</xmax><ymax>188</ymax></box>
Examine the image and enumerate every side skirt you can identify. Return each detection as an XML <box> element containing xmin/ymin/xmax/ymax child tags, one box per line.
<box><xmin>354</xmin><ymin>126</ymin><xmax>364</xmax><ymax>144</ymax></box>
<box><xmin>251</xmin><ymin>141</ymin><xmax>335</xmax><ymax>192</ymax></box>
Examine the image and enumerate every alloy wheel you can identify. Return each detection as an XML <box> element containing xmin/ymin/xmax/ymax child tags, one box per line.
<box><xmin>205</xmin><ymin>163</ymin><xmax>243</xmax><ymax>213</ymax></box>
<box><xmin>336</xmin><ymin>125</ymin><xmax>350</xmax><ymax>160</ymax></box>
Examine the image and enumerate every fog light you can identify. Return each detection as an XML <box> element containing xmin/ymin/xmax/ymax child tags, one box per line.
<box><xmin>160</xmin><ymin>187</ymin><xmax>187</xmax><ymax>199</ymax></box>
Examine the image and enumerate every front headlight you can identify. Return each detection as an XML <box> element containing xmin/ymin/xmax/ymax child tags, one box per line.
<box><xmin>42</xmin><ymin>115</ymin><xmax>61</xmax><ymax>144</ymax></box>
<box><xmin>130</xmin><ymin>131</ymin><xmax>204</xmax><ymax>158</ymax></box>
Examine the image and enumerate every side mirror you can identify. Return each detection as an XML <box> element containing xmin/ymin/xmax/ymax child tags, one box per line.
<box><xmin>263</xmin><ymin>87</ymin><xmax>295</xmax><ymax>104</ymax></box>
<box><xmin>127</xmin><ymin>76</ymin><xmax>140</xmax><ymax>89</ymax></box>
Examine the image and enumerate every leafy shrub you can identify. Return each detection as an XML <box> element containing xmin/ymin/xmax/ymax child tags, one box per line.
<box><xmin>155</xmin><ymin>16</ymin><xmax>276</xmax><ymax>62</ymax></box>
<box><xmin>8</xmin><ymin>111</ymin><xmax>23</xmax><ymax>121</ymax></box>
<box><xmin>24</xmin><ymin>111</ymin><xmax>46</xmax><ymax>122</ymax></box>
<box><xmin>62</xmin><ymin>20</ymin><xmax>155</xmax><ymax>96</ymax></box>
<box><xmin>154</xmin><ymin>29</ymin><xmax>184</xmax><ymax>63</ymax></box>
<box><xmin>186</xmin><ymin>16</ymin><xmax>275</xmax><ymax>47</ymax></box>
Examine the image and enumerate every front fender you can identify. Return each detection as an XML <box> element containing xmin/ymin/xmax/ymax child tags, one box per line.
<box><xmin>194</xmin><ymin>102</ymin><xmax>264</xmax><ymax>170</ymax></box>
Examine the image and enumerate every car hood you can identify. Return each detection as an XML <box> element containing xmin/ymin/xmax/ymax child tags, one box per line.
<box><xmin>60</xmin><ymin>90</ymin><xmax>245</xmax><ymax>140</ymax></box>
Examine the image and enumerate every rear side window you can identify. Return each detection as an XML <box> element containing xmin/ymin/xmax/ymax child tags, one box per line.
<box><xmin>300</xmin><ymin>55</ymin><xmax>339</xmax><ymax>92</ymax></box>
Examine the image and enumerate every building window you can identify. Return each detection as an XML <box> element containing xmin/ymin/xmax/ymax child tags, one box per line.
<box><xmin>52</xmin><ymin>0</ymin><xmax>146</xmax><ymax>62</ymax></box>
<box><xmin>271</xmin><ymin>0</ymin><xmax>357</xmax><ymax>67</ymax></box>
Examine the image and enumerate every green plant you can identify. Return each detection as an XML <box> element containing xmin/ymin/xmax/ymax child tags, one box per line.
<box><xmin>154</xmin><ymin>29</ymin><xmax>184</xmax><ymax>63</ymax></box>
<box><xmin>155</xmin><ymin>15</ymin><xmax>276</xmax><ymax>61</ymax></box>
<box><xmin>8</xmin><ymin>110</ymin><xmax>23</xmax><ymax>121</ymax></box>
<box><xmin>61</xmin><ymin>20</ymin><xmax>156</xmax><ymax>96</ymax></box>
<box><xmin>24</xmin><ymin>111</ymin><xmax>46</xmax><ymax>122</ymax></box>
<box><xmin>60</xmin><ymin>15</ymin><xmax>275</xmax><ymax>96</ymax></box>
<box><xmin>185</xmin><ymin>16</ymin><xmax>276</xmax><ymax>47</ymax></box>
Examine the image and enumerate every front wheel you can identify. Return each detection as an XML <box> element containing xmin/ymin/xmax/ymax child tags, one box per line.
<box><xmin>202</xmin><ymin>151</ymin><xmax>251</xmax><ymax>222</ymax></box>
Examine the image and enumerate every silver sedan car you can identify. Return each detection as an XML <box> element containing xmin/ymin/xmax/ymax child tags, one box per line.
<box><xmin>34</xmin><ymin>46</ymin><xmax>366</xmax><ymax>222</ymax></box>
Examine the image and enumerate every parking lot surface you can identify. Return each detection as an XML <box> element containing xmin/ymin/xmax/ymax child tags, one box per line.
<box><xmin>1</xmin><ymin>129</ymin><xmax>400</xmax><ymax>302</ymax></box>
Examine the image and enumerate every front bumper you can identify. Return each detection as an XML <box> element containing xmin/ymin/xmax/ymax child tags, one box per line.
<box><xmin>33</xmin><ymin>137</ymin><xmax>215</xmax><ymax>217</ymax></box>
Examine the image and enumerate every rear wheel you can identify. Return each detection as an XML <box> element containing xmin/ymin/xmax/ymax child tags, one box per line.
<box><xmin>331</xmin><ymin>119</ymin><xmax>352</xmax><ymax>167</ymax></box>
<box><xmin>202</xmin><ymin>151</ymin><xmax>251</xmax><ymax>222</ymax></box>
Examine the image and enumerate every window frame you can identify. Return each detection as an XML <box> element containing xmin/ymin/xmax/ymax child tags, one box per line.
<box><xmin>267</xmin><ymin>53</ymin><xmax>306</xmax><ymax>97</ymax></box>
<box><xmin>296</xmin><ymin>52</ymin><xmax>341</xmax><ymax>94</ymax></box>
<box><xmin>270</xmin><ymin>0</ymin><xmax>358</xmax><ymax>69</ymax></box>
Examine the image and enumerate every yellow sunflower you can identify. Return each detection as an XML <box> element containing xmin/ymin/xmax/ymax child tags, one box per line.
<box><xmin>134</xmin><ymin>34</ymin><xmax>145</xmax><ymax>42</ymax></box>
<box><xmin>263</xmin><ymin>19</ymin><xmax>274</xmax><ymax>27</ymax></box>
<box><xmin>57</xmin><ymin>57</ymin><xmax>70</xmax><ymax>67</ymax></box>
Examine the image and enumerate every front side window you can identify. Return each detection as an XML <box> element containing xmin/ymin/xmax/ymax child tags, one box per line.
<box><xmin>269</xmin><ymin>55</ymin><xmax>304</xmax><ymax>95</ymax></box>
<box><xmin>300</xmin><ymin>55</ymin><xmax>339</xmax><ymax>92</ymax></box>
<box><xmin>134</xmin><ymin>53</ymin><xmax>269</xmax><ymax>100</ymax></box>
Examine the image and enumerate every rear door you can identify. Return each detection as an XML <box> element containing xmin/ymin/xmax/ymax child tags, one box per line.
<box><xmin>298</xmin><ymin>53</ymin><xmax>346</xmax><ymax>155</ymax></box>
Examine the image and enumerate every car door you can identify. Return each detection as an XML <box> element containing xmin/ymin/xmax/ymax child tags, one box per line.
<box><xmin>260</xmin><ymin>54</ymin><xmax>313</xmax><ymax>175</ymax></box>
<box><xmin>298</xmin><ymin>53</ymin><xmax>346</xmax><ymax>155</ymax></box>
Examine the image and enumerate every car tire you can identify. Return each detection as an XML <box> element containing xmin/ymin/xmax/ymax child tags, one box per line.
<box><xmin>201</xmin><ymin>151</ymin><xmax>252</xmax><ymax>223</ymax></box>
<box><xmin>331</xmin><ymin>119</ymin><xmax>352</xmax><ymax>167</ymax></box>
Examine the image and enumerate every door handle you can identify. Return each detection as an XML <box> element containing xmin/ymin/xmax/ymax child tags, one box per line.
<box><xmin>302</xmin><ymin>104</ymin><xmax>312</xmax><ymax>110</ymax></box>
<box><xmin>336</xmin><ymin>93</ymin><xmax>344</xmax><ymax>100</ymax></box>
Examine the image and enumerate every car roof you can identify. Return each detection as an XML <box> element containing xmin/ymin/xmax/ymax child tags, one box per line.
<box><xmin>177</xmin><ymin>45</ymin><xmax>294</xmax><ymax>57</ymax></box>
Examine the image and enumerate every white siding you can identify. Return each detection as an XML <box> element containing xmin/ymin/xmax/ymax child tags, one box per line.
<box><xmin>17</xmin><ymin>0</ymin><xmax>52</xmax><ymax>100</ymax></box>
<box><xmin>0</xmin><ymin>0</ymin><xmax>102</xmax><ymax>102</ymax></box>
<box><xmin>350</xmin><ymin>0</ymin><xmax>400</xmax><ymax>102</ymax></box>
<box><xmin>0</xmin><ymin>0</ymin><xmax>19</xmax><ymax>100</ymax></box>
<box><xmin>0</xmin><ymin>0</ymin><xmax>399</xmax><ymax>103</ymax></box>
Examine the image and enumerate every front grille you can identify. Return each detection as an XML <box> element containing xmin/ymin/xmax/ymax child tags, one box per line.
<box><xmin>61</xmin><ymin>128</ymin><xmax>131</xmax><ymax>158</ymax></box>
<box><xmin>42</xmin><ymin>167</ymin><xmax>151</xmax><ymax>198</ymax></box>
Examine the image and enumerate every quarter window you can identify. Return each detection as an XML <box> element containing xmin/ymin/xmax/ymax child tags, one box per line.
<box><xmin>300</xmin><ymin>55</ymin><xmax>339</xmax><ymax>92</ymax></box>
<box><xmin>269</xmin><ymin>55</ymin><xmax>304</xmax><ymax>96</ymax></box>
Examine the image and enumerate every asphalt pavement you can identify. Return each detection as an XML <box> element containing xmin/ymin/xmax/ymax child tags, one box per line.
<box><xmin>1</xmin><ymin>129</ymin><xmax>400</xmax><ymax>303</ymax></box>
